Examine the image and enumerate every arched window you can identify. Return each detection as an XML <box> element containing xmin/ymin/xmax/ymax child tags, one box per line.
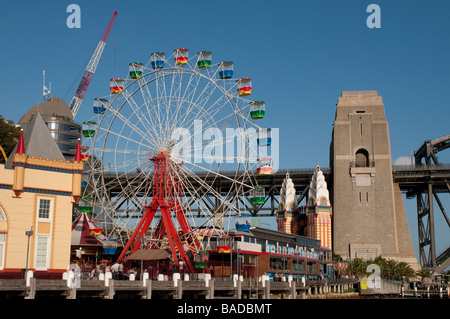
<box><xmin>0</xmin><ymin>204</ymin><xmax>6</xmax><ymax>270</ymax></box>
<box><xmin>0</xmin><ymin>205</ymin><xmax>5</xmax><ymax>220</ymax></box>
<box><xmin>355</xmin><ymin>149</ymin><xmax>370</xmax><ymax>167</ymax></box>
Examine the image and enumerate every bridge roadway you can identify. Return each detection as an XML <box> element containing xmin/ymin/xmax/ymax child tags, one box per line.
<box><xmin>101</xmin><ymin>164</ymin><xmax>450</xmax><ymax>217</ymax></box>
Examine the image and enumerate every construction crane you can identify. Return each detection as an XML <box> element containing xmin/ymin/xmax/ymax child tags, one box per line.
<box><xmin>69</xmin><ymin>11</ymin><xmax>118</xmax><ymax>118</ymax></box>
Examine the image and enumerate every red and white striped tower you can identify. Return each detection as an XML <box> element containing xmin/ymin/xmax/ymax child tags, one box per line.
<box><xmin>306</xmin><ymin>165</ymin><xmax>332</xmax><ymax>250</ymax></box>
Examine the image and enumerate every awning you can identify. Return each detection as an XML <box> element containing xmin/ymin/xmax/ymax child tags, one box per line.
<box><xmin>71</xmin><ymin>213</ymin><xmax>122</xmax><ymax>247</ymax></box>
<box><xmin>126</xmin><ymin>249</ymin><xmax>172</xmax><ymax>261</ymax></box>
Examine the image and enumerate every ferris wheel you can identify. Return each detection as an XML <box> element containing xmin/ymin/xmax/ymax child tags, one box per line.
<box><xmin>79</xmin><ymin>48</ymin><xmax>273</xmax><ymax>268</ymax></box>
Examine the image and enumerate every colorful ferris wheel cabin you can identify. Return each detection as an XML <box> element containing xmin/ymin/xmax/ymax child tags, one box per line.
<box><xmin>237</xmin><ymin>78</ymin><xmax>252</xmax><ymax>96</ymax></box>
<box><xmin>250</xmin><ymin>186</ymin><xmax>265</xmax><ymax>205</ymax></box>
<box><xmin>80</xmin><ymin>145</ymin><xmax>90</xmax><ymax>162</ymax></box>
<box><xmin>257</xmin><ymin>128</ymin><xmax>272</xmax><ymax>146</ymax></box>
<box><xmin>250</xmin><ymin>100</ymin><xmax>265</xmax><ymax>119</ymax></box>
<box><xmin>93</xmin><ymin>98</ymin><xmax>108</xmax><ymax>114</ymax></box>
<box><xmin>217</xmin><ymin>236</ymin><xmax>232</xmax><ymax>253</ymax></box>
<box><xmin>174</xmin><ymin>48</ymin><xmax>189</xmax><ymax>66</ymax></box>
<box><xmin>110</xmin><ymin>78</ymin><xmax>124</xmax><ymax>94</ymax></box>
<box><xmin>196</xmin><ymin>51</ymin><xmax>212</xmax><ymax>69</ymax></box>
<box><xmin>235</xmin><ymin>212</ymin><xmax>252</xmax><ymax>232</ymax></box>
<box><xmin>151</xmin><ymin>52</ymin><xmax>165</xmax><ymax>69</ymax></box>
<box><xmin>193</xmin><ymin>250</ymin><xmax>209</xmax><ymax>269</ymax></box>
<box><xmin>129</xmin><ymin>62</ymin><xmax>144</xmax><ymax>79</ymax></box>
<box><xmin>82</xmin><ymin>121</ymin><xmax>97</xmax><ymax>137</ymax></box>
<box><xmin>257</xmin><ymin>157</ymin><xmax>272</xmax><ymax>175</ymax></box>
<box><xmin>218</xmin><ymin>61</ymin><xmax>233</xmax><ymax>79</ymax></box>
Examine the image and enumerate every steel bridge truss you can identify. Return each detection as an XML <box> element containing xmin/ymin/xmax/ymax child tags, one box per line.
<box><xmin>102</xmin><ymin>168</ymin><xmax>322</xmax><ymax>220</ymax></box>
<box><xmin>412</xmin><ymin>134</ymin><xmax>450</xmax><ymax>271</ymax></box>
<box><xmin>96</xmin><ymin>136</ymin><xmax>450</xmax><ymax>272</ymax></box>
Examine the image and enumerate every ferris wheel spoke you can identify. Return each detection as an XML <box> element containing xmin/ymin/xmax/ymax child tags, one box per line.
<box><xmin>110</xmin><ymin>84</ymin><xmax>168</xmax><ymax>148</ymax></box>
<box><xmin>101</xmin><ymin>109</ymin><xmax>154</xmax><ymax>147</ymax></box>
<box><xmin>170</xmin><ymin>164</ymin><xmax>235</xmax><ymax>228</ymax></box>
<box><xmin>180</xmin><ymin>174</ymin><xmax>244</xmax><ymax>234</ymax></box>
<box><xmin>119</xmin><ymin>88</ymin><xmax>157</xmax><ymax>140</ymax></box>
<box><xmin>183</xmin><ymin>159</ymin><xmax>254</xmax><ymax>190</ymax></box>
<box><xmin>96</xmin><ymin>125</ymin><xmax>155</xmax><ymax>152</ymax></box>
<box><xmin>170</xmin><ymin>71</ymin><xmax>202</xmax><ymax>139</ymax></box>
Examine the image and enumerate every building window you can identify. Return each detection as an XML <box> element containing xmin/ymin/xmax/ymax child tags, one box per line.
<box><xmin>293</xmin><ymin>260</ymin><xmax>304</xmax><ymax>272</ymax></box>
<box><xmin>0</xmin><ymin>233</ymin><xmax>5</xmax><ymax>270</ymax></box>
<box><xmin>307</xmin><ymin>262</ymin><xmax>316</xmax><ymax>274</ymax></box>
<box><xmin>35</xmin><ymin>236</ymin><xmax>49</xmax><ymax>269</ymax></box>
<box><xmin>270</xmin><ymin>257</ymin><xmax>287</xmax><ymax>271</ymax></box>
<box><xmin>355</xmin><ymin>149</ymin><xmax>370</xmax><ymax>167</ymax></box>
<box><xmin>0</xmin><ymin>206</ymin><xmax>5</xmax><ymax>220</ymax></box>
<box><xmin>38</xmin><ymin>198</ymin><xmax>53</xmax><ymax>221</ymax></box>
<box><xmin>47</xmin><ymin>122</ymin><xmax>59</xmax><ymax>130</ymax></box>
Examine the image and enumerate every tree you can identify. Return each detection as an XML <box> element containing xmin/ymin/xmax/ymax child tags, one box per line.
<box><xmin>363</xmin><ymin>256</ymin><xmax>416</xmax><ymax>281</ymax></box>
<box><xmin>368</xmin><ymin>256</ymin><xmax>388</xmax><ymax>277</ymax></box>
<box><xmin>415</xmin><ymin>269</ymin><xmax>432</xmax><ymax>281</ymax></box>
<box><xmin>332</xmin><ymin>252</ymin><xmax>343</xmax><ymax>263</ymax></box>
<box><xmin>385</xmin><ymin>259</ymin><xmax>399</xmax><ymax>280</ymax></box>
<box><xmin>349</xmin><ymin>258</ymin><xmax>364</xmax><ymax>277</ymax></box>
<box><xmin>0</xmin><ymin>115</ymin><xmax>21</xmax><ymax>162</ymax></box>
<box><xmin>396</xmin><ymin>262</ymin><xmax>415</xmax><ymax>280</ymax></box>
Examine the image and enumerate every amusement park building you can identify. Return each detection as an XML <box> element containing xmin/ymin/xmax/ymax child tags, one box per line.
<box><xmin>18</xmin><ymin>97</ymin><xmax>81</xmax><ymax>160</ymax></box>
<box><xmin>0</xmin><ymin>111</ymin><xmax>83</xmax><ymax>278</ymax></box>
<box><xmin>205</xmin><ymin>227</ymin><xmax>333</xmax><ymax>280</ymax></box>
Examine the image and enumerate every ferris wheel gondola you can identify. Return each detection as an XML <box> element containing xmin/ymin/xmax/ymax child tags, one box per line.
<box><xmin>129</xmin><ymin>62</ymin><xmax>144</xmax><ymax>79</ymax></box>
<box><xmin>93</xmin><ymin>98</ymin><xmax>108</xmax><ymax>114</ymax></box>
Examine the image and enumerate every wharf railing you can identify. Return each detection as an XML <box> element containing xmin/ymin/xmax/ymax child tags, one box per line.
<box><xmin>0</xmin><ymin>271</ymin><xmax>360</xmax><ymax>300</ymax></box>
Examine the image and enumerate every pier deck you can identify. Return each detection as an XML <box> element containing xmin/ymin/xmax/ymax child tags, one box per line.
<box><xmin>0</xmin><ymin>278</ymin><xmax>360</xmax><ymax>300</ymax></box>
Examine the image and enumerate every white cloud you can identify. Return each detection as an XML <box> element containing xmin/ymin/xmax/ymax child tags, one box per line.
<box><xmin>393</xmin><ymin>156</ymin><xmax>414</xmax><ymax>166</ymax></box>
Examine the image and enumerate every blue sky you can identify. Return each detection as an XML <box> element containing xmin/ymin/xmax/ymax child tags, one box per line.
<box><xmin>0</xmin><ymin>0</ymin><xmax>449</xmax><ymax>260</ymax></box>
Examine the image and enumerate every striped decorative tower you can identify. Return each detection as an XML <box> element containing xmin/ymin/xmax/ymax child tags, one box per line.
<box><xmin>277</xmin><ymin>173</ymin><xmax>297</xmax><ymax>233</ymax></box>
<box><xmin>305</xmin><ymin>165</ymin><xmax>332</xmax><ymax>250</ymax></box>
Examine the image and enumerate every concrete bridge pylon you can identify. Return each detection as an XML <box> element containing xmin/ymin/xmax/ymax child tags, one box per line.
<box><xmin>330</xmin><ymin>90</ymin><xmax>419</xmax><ymax>270</ymax></box>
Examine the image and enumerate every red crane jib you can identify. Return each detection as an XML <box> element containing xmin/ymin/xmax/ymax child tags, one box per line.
<box><xmin>74</xmin><ymin>71</ymin><xmax>94</xmax><ymax>98</ymax></box>
<box><xmin>69</xmin><ymin>11</ymin><xmax>117</xmax><ymax>116</ymax></box>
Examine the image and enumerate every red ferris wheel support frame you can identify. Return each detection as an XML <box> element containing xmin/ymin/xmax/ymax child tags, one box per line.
<box><xmin>116</xmin><ymin>152</ymin><xmax>204</xmax><ymax>273</ymax></box>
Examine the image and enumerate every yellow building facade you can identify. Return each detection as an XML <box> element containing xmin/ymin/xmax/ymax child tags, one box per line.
<box><xmin>0</xmin><ymin>112</ymin><xmax>82</xmax><ymax>278</ymax></box>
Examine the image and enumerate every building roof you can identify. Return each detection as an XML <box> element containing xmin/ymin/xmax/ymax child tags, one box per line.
<box><xmin>71</xmin><ymin>213</ymin><xmax>122</xmax><ymax>247</ymax></box>
<box><xmin>232</xmin><ymin>227</ymin><xmax>323</xmax><ymax>248</ymax></box>
<box><xmin>126</xmin><ymin>249</ymin><xmax>172</xmax><ymax>261</ymax></box>
<box><xmin>5</xmin><ymin>112</ymin><xmax>64</xmax><ymax>169</ymax></box>
<box><xmin>71</xmin><ymin>213</ymin><xmax>105</xmax><ymax>247</ymax></box>
<box><xmin>18</xmin><ymin>97</ymin><xmax>73</xmax><ymax>125</ymax></box>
